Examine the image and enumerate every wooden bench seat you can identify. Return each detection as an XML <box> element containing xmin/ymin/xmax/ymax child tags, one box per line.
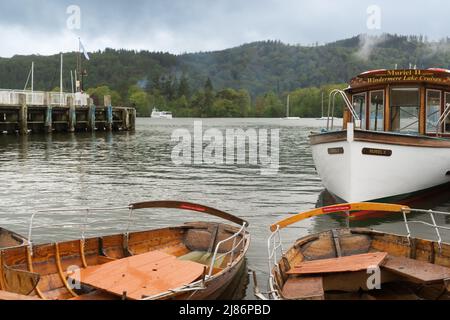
<box><xmin>281</xmin><ymin>277</ymin><xmax>324</xmax><ymax>300</ymax></box>
<box><xmin>382</xmin><ymin>255</ymin><xmax>450</xmax><ymax>284</ymax></box>
<box><xmin>287</xmin><ymin>252</ymin><xmax>388</xmax><ymax>275</ymax></box>
<box><xmin>73</xmin><ymin>250</ymin><xmax>206</xmax><ymax>300</ymax></box>
<box><xmin>0</xmin><ymin>290</ymin><xmax>41</xmax><ymax>300</ymax></box>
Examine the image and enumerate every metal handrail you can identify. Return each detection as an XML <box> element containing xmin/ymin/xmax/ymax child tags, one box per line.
<box><xmin>208</xmin><ymin>223</ymin><xmax>248</xmax><ymax>277</ymax></box>
<box><xmin>27</xmin><ymin>206</ymin><xmax>130</xmax><ymax>247</ymax></box>
<box><xmin>140</xmin><ymin>222</ymin><xmax>249</xmax><ymax>300</ymax></box>
<box><xmin>436</xmin><ymin>103</ymin><xmax>450</xmax><ymax>136</ymax></box>
<box><xmin>402</xmin><ymin>208</ymin><xmax>450</xmax><ymax>251</ymax></box>
<box><xmin>327</xmin><ymin>89</ymin><xmax>360</xmax><ymax>131</ymax></box>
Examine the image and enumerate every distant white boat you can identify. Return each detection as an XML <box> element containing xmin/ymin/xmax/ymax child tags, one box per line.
<box><xmin>151</xmin><ymin>108</ymin><xmax>173</xmax><ymax>119</ymax></box>
<box><xmin>316</xmin><ymin>117</ymin><xmax>343</xmax><ymax>120</ymax></box>
<box><xmin>283</xmin><ymin>95</ymin><xmax>301</xmax><ymax>120</ymax></box>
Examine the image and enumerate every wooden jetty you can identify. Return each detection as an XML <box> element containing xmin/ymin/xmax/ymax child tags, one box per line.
<box><xmin>0</xmin><ymin>90</ymin><xmax>136</xmax><ymax>135</ymax></box>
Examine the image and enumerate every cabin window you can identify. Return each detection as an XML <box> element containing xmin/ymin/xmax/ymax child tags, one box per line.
<box><xmin>426</xmin><ymin>90</ymin><xmax>442</xmax><ymax>133</ymax></box>
<box><xmin>369</xmin><ymin>91</ymin><xmax>384</xmax><ymax>131</ymax></box>
<box><xmin>390</xmin><ymin>88</ymin><xmax>420</xmax><ymax>134</ymax></box>
<box><xmin>352</xmin><ymin>93</ymin><xmax>367</xmax><ymax>129</ymax></box>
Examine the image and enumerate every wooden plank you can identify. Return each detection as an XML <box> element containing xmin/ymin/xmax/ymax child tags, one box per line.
<box><xmin>382</xmin><ymin>255</ymin><xmax>450</xmax><ymax>284</ymax></box>
<box><xmin>287</xmin><ymin>252</ymin><xmax>388</xmax><ymax>275</ymax></box>
<box><xmin>75</xmin><ymin>251</ymin><xmax>205</xmax><ymax>300</ymax></box>
<box><xmin>69</xmin><ymin>290</ymin><xmax>118</xmax><ymax>301</ymax></box>
<box><xmin>0</xmin><ymin>290</ymin><xmax>41</xmax><ymax>300</ymax></box>
<box><xmin>281</xmin><ymin>277</ymin><xmax>324</xmax><ymax>300</ymax></box>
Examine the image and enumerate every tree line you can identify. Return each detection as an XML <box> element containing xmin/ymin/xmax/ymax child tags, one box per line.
<box><xmin>87</xmin><ymin>77</ymin><xmax>347</xmax><ymax>118</ymax></box>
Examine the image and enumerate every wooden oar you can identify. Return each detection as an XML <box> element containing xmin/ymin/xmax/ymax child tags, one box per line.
<box><xmin>270</xmin><ymin>202</ymin><xmax>410</xmax><ymax>232</ymax></box>
<box><xmin>130</xmin><ymin>201</ymin><xmax>248</xmax><ymax>226</ymax></box>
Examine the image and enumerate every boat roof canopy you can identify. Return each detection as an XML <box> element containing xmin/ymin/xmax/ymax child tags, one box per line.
<box><xmin>347</xmin><ymin>68</ymin><xmax>450</xmax><ymax>91</ymax></box>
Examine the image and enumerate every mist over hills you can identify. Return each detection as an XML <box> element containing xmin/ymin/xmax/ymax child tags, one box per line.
<box><xmin>1</xmin><ymin>33</ymin><xmax>449</xmax><ymax>95</ymax></box>
<box><xmin>1</xmin><ymin>33</ymin><xmax>450</xmax><ymax>117</ymax></box>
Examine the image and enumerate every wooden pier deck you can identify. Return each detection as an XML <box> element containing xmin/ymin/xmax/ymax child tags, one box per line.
<box><xmin>0</xmin><ymin>91</ymin><xmax>136</xmax><ymax>135</ymax></box>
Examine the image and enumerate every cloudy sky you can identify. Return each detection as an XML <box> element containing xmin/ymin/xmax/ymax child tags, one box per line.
<box><xmin>0</xmin><ymin>0</ymin><xmax>448</xmax><ymax>57</ymax></box>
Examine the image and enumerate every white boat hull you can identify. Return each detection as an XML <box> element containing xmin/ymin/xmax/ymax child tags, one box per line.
<box><xmin>310</xmin><ymin>126</ymin><xmax>450</xmax><ymax>202</ymax></box>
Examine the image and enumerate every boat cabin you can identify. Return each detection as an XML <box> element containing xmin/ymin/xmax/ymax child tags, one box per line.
<box><xmin>342</xmin><ymin>69</ymin><xmax>450</xmax><ymax>137</ymax></box>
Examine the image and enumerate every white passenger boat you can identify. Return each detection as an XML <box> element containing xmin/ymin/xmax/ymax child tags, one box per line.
<box><xmin>151</xmin><ymin>108</ymin><xmax>173</xmax><ymax>119</ymax></box>
<box><xmin>310</xmin><ymin>69</ymin><xmax>450</xmax><ymax>202</ymax></box>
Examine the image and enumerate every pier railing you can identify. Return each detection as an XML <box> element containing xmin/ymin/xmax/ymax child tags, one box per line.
<box><xmin>0</xmin><ymin>89</ymin><xmax>89</xmax><ymax>107</ymax></box>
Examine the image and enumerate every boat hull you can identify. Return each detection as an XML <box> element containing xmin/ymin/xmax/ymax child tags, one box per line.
<box><xmin>310</xmin><ymin>128</ymin><xmax>450</xmax><ymax>202</ymax></box>
<box><xmin>271</xmin><ymin>228</ymin><xmax>450</xmax><ymax>300</ymax></box>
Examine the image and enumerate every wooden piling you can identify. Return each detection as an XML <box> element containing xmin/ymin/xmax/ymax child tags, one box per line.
<box><xmin>88</xmin><ymin>99</ymin><xmax>96</xmax><ymax>132</ymax></box>
<box><xmin>45</xmin><ymin>106</ymin><xmax>53</xmax><ymax>133</ymax></box>
<box><xmin>122</xmin><ymin>108</ymin><xmax>130</xmax><ymax>130</ymax></box>
<box><xmin>68</xmin><ymin>96</ymin><xmax>76</xmax><ymax>133</ymax></box>
<box><xmin>104</xmin><ymin>95</ymin><xmax>113</xmax><ymax>131</ymax></box>
<box><xmin>18</xmin><ymin>93</ymin><xmax>28</xmax><ymax>135</ymax></box>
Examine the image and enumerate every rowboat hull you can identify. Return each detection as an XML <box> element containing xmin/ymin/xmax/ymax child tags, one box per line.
<box><xmin>310</xmin><ymin>127</ymin><xmax>450</xmax><ymax>202</ymax></box>
<box><xmin>0</xmin><ymin>228</ymin><xmax>28</xmax><ymax>250</ymax></box>
<box><xmin>270</xmin><ymin>228</ymin><xmax>450</xmax><ymax>300</ymax></box>
<box><xmin>0</xmin><ymin>200</ymin><xmax>250</xmax><ymax>301</ymax></box>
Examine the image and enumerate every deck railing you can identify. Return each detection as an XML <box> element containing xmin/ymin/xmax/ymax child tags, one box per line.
<box><xmin>0</xmin><ymin>89</ymin><xmax>90</xmax><ymax>107</ymax></box>
<box><xmin>208</xmin><ymin>222</ymin><xmax>248</xmax><ymax>277</ymax></box>
<box><xmin>327</xmin><ymin>89</ymin><xmax>360</xmax><ymax>131</ymax></box>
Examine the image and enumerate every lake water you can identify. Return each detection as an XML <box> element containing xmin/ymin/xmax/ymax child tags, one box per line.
<box><xmin>1</xmin><ymin>118</ymin><xmax>449</xmax><ymax>299</ymax></box>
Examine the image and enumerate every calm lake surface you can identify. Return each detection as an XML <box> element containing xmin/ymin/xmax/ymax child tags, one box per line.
<box><xmin>1</xmin><ymin>118</ymin><xmax>450</xmax><ymax>299</ymax></box>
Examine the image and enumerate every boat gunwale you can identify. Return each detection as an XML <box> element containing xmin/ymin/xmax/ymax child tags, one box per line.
<box><xmin>309</xmin><ymin>129</ymin><xmax>450</xmax><ymax>147</ymax></box>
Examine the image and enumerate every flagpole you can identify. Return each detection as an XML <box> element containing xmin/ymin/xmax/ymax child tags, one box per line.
<box><xmin>70</xmin><ymin>70</ymin><xmax>74</xmax><ymax>94</ymax></box>
<box><xmin>79</xmin><ymin>38</ymin><xmax>83</xmax><ymax>92</ymax></box>
<box><xmin>60</xmin><ymin>52</ymin><xmax>63</xmax><ymax>106</ymax></box>
<box><xmin>31</xmin><ymin>61</ymin><xmax>34</xmax><ymax>93</ymax></box>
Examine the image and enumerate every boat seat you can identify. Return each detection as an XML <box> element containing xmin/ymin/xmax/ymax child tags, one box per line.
<box><xmin>281</xmin><ymin>277</ymin><xmax>324</xmax><ymax>300</ymax></box>
<box><xmin>73</xmin><ymin>250</ymin><xmax>206</xmax><ymax>300</ymax></box>
<box><xmin>178</xmin><ymin>251</ymin><xmax>226</xmax><ymax>269</ymax></box>
<box><xmin>0</xmin><ymin>290</ymin><xmax>41</xmax><ymax>300</ymax></box>
<box><xmin>287</xmin><ymin>252</ymin><xmax>388</xmax><ymax>275</ymax></box>
<box><xmin>382</xmin><ymin>255</ymin><xmax>450</xmax><ymax>285</ymax></box>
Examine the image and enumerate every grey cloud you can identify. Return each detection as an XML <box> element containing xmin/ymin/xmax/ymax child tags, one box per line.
<box><xmin>0</xmin><ymin>0</ymin><xmax>449</xmax><ymax>57</ymax></box>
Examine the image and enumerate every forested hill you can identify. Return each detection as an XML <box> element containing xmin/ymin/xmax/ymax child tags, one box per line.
<box><xmin>1</xmin><ymin>33</ymin><xmax>450</xmax><ymax>117</ymax></box>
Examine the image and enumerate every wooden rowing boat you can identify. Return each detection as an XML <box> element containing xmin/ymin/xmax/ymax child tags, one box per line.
<box><xmin>0</xmin><ymin>201</ymin><xmax>250</xmax><ymax>300</ymax></box>
<box><xmin>0</xmin><ymin>228</ymin><xmax>28</xmax><ymax>250</ymax></box>
<box><xmin>261</xmin><ymin>202</ymin><xmax>450</xmax><ymax>300</ymax></box>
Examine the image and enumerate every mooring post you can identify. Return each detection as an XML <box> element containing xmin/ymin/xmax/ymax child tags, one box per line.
<box><xmin>68</xmin><ymin>96</ymin><xmax>76</xmax><ymax>132</ymax></box>
<box><xmin>18</xmin><ymin>93</ymin><xmax>28</xmax><ymax>135</ymax></box>
<box><xmin>130</xmin><ymin>108</ymin><xmax>136</xmax><ymax>131</ymax></box>
<box><xmin>104</xmin><ymin>95</ymin><xmax>113</xmax><ymax>131</ymax></box>
<box><xmin>44</xmin><ymin>93</ymin><xmax>52</xmax><ymax>133</ymax></box>
<box><xmin>122</xmin><ymin>108</ymin><xmax>130</xmax><ymax>130</ymax></box>
<box><xmin>45</xmin><ymin>106</ymin><xmax>53</xmax><ymax>133</ymax></box>
<box><xmin>88</xmin><ymin>98</ymin><xmax>96</xmax><ymax>131</ymax></box>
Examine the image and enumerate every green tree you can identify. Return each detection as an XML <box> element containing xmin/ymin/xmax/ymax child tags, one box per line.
<box><xmin>128</xmin><ymin>85</ymin><xmax>150</xmax><ymax>116</ymax></box>
<box><xmin>177</xmin><ymin>74</ymin><xmax>191</xmax><ymax>99</ymax></box>
<box><xmin>87</xmin><ymin>86</ymin><xmax>122</xmax><ymax>106</ymax></box>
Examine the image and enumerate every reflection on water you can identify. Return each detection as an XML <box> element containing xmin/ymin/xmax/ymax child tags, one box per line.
<box><xmin>0</xmin><ymin>118</ymin><xmax>449</xmax><ymax>299</ymax></box>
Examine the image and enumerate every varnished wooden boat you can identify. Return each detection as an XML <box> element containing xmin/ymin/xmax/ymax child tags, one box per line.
<box><xmin>0</xmin><ymin>201</ymin><xmax>250</xmax><ymax>300</ymax></box>
<box><xmin>262</xmin><ymin>203</ymin><xmax>450</xmax><ymax>300</ymax></box>
<box><xmin>0</xmin><ymin>228</ymin><xmax>28</xmax><ymax>250</ymax></box>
